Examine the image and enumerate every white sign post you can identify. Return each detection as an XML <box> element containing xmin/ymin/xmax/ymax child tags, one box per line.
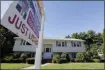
<box><xmin>35</xmin><ymin>16</ymin><xmax>44</xmax><ymax>69</ymax></box>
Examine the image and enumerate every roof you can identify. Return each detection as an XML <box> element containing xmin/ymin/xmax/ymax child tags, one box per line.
<box><xmin>44</xmin><ymin>37</ymin><xmax>84</xmax><ymax>41</ymax></box>
<box><xmin>14</xmin><ymin>37</ymin><xmax>85</xmax><ymax>41</ymax></box>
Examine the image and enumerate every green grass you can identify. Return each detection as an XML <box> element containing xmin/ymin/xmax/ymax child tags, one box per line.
<box><xmin>1</xmin><ymin>63</ymin><xmax>32</xmax><ymax>69</ymax></box>
<box><xmin>41</xmin><ymin>63</ymin><xmax>104</xmax><ymax>69</ymax></box>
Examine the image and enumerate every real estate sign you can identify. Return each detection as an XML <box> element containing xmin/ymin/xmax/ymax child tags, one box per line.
<box><xmin>1</xmin><ymin>1</ymin><xmax>42</xmax><ymax>46</ymax></box>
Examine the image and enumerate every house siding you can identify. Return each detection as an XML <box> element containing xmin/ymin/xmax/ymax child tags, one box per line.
<box><xmin>13</xmin><ymin>37</ymin><xmax>85</xmax><ymax>59</ymax></box>
<box><xmin>52</xmin><ymin>40</ymin><xmax>85</xmax><ymax>52</ymax></box>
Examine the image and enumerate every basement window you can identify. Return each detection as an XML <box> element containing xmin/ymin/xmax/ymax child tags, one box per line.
<box><xmin>26</xmin><ymin>42</ymin><xmax>31</xmax><ymax>45</ymax></box>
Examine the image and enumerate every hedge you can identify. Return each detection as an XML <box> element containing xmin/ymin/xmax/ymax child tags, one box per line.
<box><xmin>26</xmin><ymin>58</ymin><xmax>35</xmax><ymax>64</ymax></box>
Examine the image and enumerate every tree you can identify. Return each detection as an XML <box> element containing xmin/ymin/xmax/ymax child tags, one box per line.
<box><xmin>65</xmin><ymin>29</ymin><xmax>103</xmax><ymax>61</ymax></box>
<box><xmin>89</xmin><ymin>44</ymin><xmax>99</xmax><ymax>59</ymax></box>
<box><xmin>101</xmin><ymin>43</ymin><xmax>104</xmax><ymax>55</ymax></box>
<box><xmin>102</xmin><ymin>29</ymin><xmax>105</xmax><ymax>41</ymax></box>
<box><xmin>71</xmin><ymin>33</ymin><xmax>80</xmax><ymax>39</ymax></box>
<box><xmin>87</xmin><ymin>30</ymin><xmax>96</xmax><ymax>39</ymax></box>
<box><xmin>94</xmin><ymin>33</ymin><xmax>103</xmax><ymax>46</ymax></box>
<box><xmin>78</xmin><ymin>32</ymin><xmax>87</xmax><ymax>40</ymax></box>
<box><xmin>75</xmin><ymin>53</ymin><xmax>85</xmax><ymax>62</ymax></box>
<box><xmin>65</xmin><ymin>35</ymin><xmax>71</xmax><ymax>38</ymax></box>
<box><xmin>0</xmin><ymin>25</ymin><xmax>17</xmax><ymax>57</ymax></box>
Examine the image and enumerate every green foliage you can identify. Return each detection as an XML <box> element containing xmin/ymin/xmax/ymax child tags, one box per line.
<box><xmin>102</xmin><ymin>29</ymin><xmax>105</xmax><ymax>41</ymax></box>
<box><xmin>0</xmin><ymin>25</ymin><xmax>17</xmax><ymax>58</ymax></box>
<box><xmin>52</xmin><ymin>54</ymin><xmax>60</xmax><ymax>63</ymax></box>
<box><xmin>84</xmin><ymin>52</ymin><xmax>91</xmax><ymax>62</ymax></box>
<box><xmin>2</xmin><ymin>56</ymin><xmax>13</xmax><ymax>63</ymax></box>
<box><xmin>26</xmin><ymin>58</ymin><xmax>35</xmax><ymax>64</ymax></box>
<box><xmin>101</xmin><ymin>43</ymin><xmax>104</xmax><ymax>54</ymax></box>
<box><xmin>13</xmin><ymin>53</ymin><xmax>21</xmax><ymax>59</ymax></box>
<box><xmin>87</xmin><ymin>30</ymin><xmax>95</xmax><ymax>38</ymax></box>
<box><xmin>93</xmin><ymin>59</ymin><xmax>100</xmax><ymax>62</ymax></box>
<box><xmin>70</xmin><ymin>59</ymin><xmax>75</xmax><ymax>62</ymax></box>
<box><xmin>60</xmin><ymin>53</ymin><xmax>66</xmax><ymax>59</ymax></box>
<box><xmin>71</xmin><ymin>33</ymin><xmax>79</xmax><ymax>39</ymax></box>
<box><xmin>11</xmin><ymin>58</ymin><xmax>22</xmax><ymax>63</ymax></box>
<box><xmin>60</xmin><ymin>53</ymin><xmax>68</xmax><ymax>63</ymax></box>
<box><xmin>66</xmin><ymin>53</ymin><xmax>70</xmax><ymax>62</ymax></box>
<box><xmin>90</xmin><ymin>44</ymin><xmax>99</xmax><ymax>59</ymax></box>
<box><xmin>75</xmin><ymin>53</ymin><xmax>85</xmax><ymax>62</ymax></box>
<box><xmin>66</xmin><ymin>29</ymin><xmax>104</xmax><ymax>61</ymax></box>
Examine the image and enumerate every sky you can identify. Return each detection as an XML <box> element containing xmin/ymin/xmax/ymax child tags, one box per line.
<box><xmin>43</xmin><ymin>1</ymin><xmax>104</xmax><ymax>38</ymax></box>
<box><xmin>1</xmin><ymin>1</ymin><xmax>104</xmax><ymax>38</ymax></box>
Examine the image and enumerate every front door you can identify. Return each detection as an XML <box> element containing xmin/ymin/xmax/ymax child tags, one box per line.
<box><xmin>43</xmin><ymin>47</ymin><xmax>52</xmax><ymax>59</ymax></box>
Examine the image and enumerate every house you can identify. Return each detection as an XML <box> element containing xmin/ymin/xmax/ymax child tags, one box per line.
<box><xmin>13</xmin><ymin>37</ymin><xmax>85</xmax><ymax>59</ymax></box>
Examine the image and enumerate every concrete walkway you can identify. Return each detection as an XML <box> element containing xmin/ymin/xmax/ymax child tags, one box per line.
<box><xmin>21</xmin><ymin>63</ymin><xmax>50</xmax><ymax>69</ymax></box>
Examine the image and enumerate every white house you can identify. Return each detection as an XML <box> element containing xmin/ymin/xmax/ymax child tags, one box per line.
<box><xmin>13</xmin><ymin>37</ymin><xmax>85</xmax><ymax>59</ymax></box>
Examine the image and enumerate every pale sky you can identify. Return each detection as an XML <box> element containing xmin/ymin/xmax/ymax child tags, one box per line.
<box><xmin>1</xmin><ymin>1</ymin><xmax>104</xmax><ymax>38</ymax></box>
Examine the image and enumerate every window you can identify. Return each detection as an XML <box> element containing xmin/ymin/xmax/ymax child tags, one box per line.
<box><xmin>45</xmin><ymin>48</ymin><xmax>51</xmax><ymax>52</ymax></box>
<box><xmin>20</xmin><ymin>40</ymin><xmax>25</xmax><ymax>45</ymax></box>
<box><xmin>71</xmin><ymin>41</ymin><xmax>73</xmax><ymax>47</ymax></box>
<box><xmin>79</xmin><ymin>42</ymin><xmax>81</xmax><ymax>47</ymax></box>
<box><xmin>56</xmin><ymin>41</ymin><xmax>61</xmax><ymax>47</ymax></box>
<box><xmin>20</xmin><ymin>40</ymin><xmax>23</xmax><ymax>45</ymax></box>
<box><xmin>58</xmin><ymin>42</ymin><xmax>61</xmax><ymax>46</ymax></box>
<box><xmin>71</xmin><ymin>41</ymin><xmax>76</xmax><ymax>47</ymax></box>
<box><xmin>56</xmin><ymin>41</ymin><xmax>58</xmax><ymax>46</ymax></box>
<box><xmin>73</xmin><ymin>42</ymin><xmax>76</xmax><ymax>47</ymax></box>
<box><xmin>77</xmin><ymin>42</ymin><xmax>79</xmax><ymax>47</ymax></box>
<box><xmin>72</xmin><ymin>53</ymin><xmax>76</xmax><ymax>58</ymax></box>
<box><xmin>77</xmin><ymin>42</ymin><xmax>81</xmax><ymax>47</ymax></box>
<box><xmin>62</xmin><ymin>42</ymin><xmax>65</xmax><ymax>47</ymax></box>
<box><xmin>65</xmin><ymin>41</ymin><xmax>67</xmax><ymax>46</ymax></box>
<box><xmin>23</xmin><ymin>40</ymin><xmax>26</xmax><ymax>45</ymax></box>
<box><xmin>56</xmin><ymin>41</ymin><xmax>67</xmax><ymax>47</ymax></box>
<box><xmin>26</xmin><ymin>42</ymin><xmax>31</xmax><ymax>45</ymax></box>
<box><xmin>46</xmin><ymin>48</ymin><xmax>49</xmax><ymax>52</ymax></box>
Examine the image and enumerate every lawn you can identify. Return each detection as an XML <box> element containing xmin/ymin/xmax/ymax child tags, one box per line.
<box><xmin>41</xmin><ymin>63</ymin><xmax>104</xmax><ymax>69</ymax></box>
<box><xmin>1</xmin><ymin>63</ymin><xmax>32</xmax><ymax>69</ymax></box>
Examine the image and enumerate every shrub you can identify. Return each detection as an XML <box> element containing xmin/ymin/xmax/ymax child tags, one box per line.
<box><xmin>11</xmin><ymin>58</ymin><xmax>22</xmax><ymax>63</ymax></box>
<box><xmin>75</xmin><ymin>53</ymin><xmax>85</xmax><ymax>62</ymax></box>
<box><xmin>60</xmin><ymin>58</ymin><xmax>67</xmax><ymax>63</ymax></box>
<box><xmin>93</xmin><ymin>59</ymin><xmax>100</xmax><ymax>62</ymax></box>
<box><xmin>60</xmin><ymin>53</ymin><xmax>69</xmax><ymax>63</ymax></box>
<box><xmin>13</xmin><ymin>53</ymin><xmax>21</xmax><ymax>59</ymax></box>
<box><xmin>26</xmin><ymin>58</ymin><xmax>35</xmax><ymax>64</ymax></box>
<box><xmin>2</xmin><ymin>56</ymin><xmax>13</xmax><ymax>63</ymax></box>
<box><xmin>93</xmin><ymin>56</ymin><xmax>100</xmax><ymax>59</ymax></box>
<box><xmin>61</xmin><ymin>53</ymin><xmax>66</xmax><ymax>59</ymax></box>
<box><xmin>20</xmin><ymin>53</ymin><xmax>28</xmax><ymax>63</ymax></box>
<box><xmin>70</xmin><ymin>58</ymin><xmax>75</xmax><ymax>62</ymax></box>
<box><xmin>66</xmin><ymin>53</ymin><xmax>70</xmax><ymax>62</ymax></box>
<box><xmin>52</xmin><ymin>54</ymin><xmax>60</xmax><ymax>63</ymax></box>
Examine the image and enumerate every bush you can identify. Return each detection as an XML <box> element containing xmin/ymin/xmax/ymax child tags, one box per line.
<box><xmin>93</xmin><ymin>56</ymin><xmax>100</xmax><ymax>59</ymax></box>
<box><xmin>70</xmin><ymin>58</ymin><xmax>75</xmax><ymax>62</ymax></box>
<box><xmin>93</xmin><ymin>59</ymin><xmax>100</xmax><ymax>62</ymax></box>
<box><xmin>26</xmin><ymin>58</ymin><xmax>35</xmax><ymax>64</ymax></box>
<box><xmin>60</xmin><ymin>53</ymin><xmax>69</xmax><ymax>63</ymax></box>
<box><xmin>2</xmin><ymin>56</ymin><xmax>13</xmax><ymax>63</ymax></box>
<box><xmin>52</xmin><ymin>54</ymin><xmax>60</xmax><ymax>63</ymax></box>
<box><xmin>75</xmin><ymin>53</ymin><xmax>85</xmax><ymax>62</ymax></box>
<box><xmin>60</xmin><ymin>58</ymin><xmax>67</xmax><ymax>63</ymax></box>
<box><xmin>13</xmin><ymin>53</ymin><xmax>21</xmax><ymax>59</ymax></box>
<box><xmin>84</xmin><ymin>52</ymin><xmax>92</xmax><ymax>62</ymax></box>
<box><xmin>11</xmin><ymin>58</ymin><xmax>22</xmax><ymax>63</ymax></box>
<box><xmin>66</xmin><ymin>53</ymin><xmax>70</xmax><ymax>62</ymax></box>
